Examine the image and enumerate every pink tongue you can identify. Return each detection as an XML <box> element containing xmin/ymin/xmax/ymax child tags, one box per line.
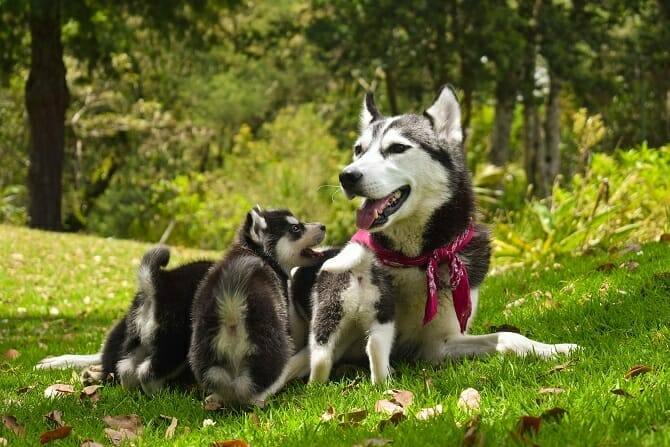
<box><xmin>356</xmin><ymin>197</ymin><xmax>388</xmax><ymax>230</ymax></box>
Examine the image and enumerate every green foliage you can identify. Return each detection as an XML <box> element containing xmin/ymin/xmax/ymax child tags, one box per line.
<box><xmin>493</xmin><ymin>145</ymin><xmax>670</xmax><ymax>270</ymax></box>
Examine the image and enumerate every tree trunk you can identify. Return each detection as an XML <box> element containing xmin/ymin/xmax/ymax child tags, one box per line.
<box><xmin>489</xmin><ymin>80</ymin><xmax>516</xmax><ymax>166</ymax></box>
<box><xmin>540</xmin><ymin>74</ymin><xmax>561</xmax><ymax>196</ymax></box>
<box><xmin>25</xmin><ymin>0</ymin><xmax>69</xmax><ymax>230</ymax></box>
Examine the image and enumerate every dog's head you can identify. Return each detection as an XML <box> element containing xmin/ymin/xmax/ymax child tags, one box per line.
<box><xmin>243</xmin><ymin>205</ymin><xmax>327</xmax><ymax>273</ymax></box>
<box><xmin>339</xmin><ymin>86</ymin><xmax>468</xmax><ymax>234</ymax></box>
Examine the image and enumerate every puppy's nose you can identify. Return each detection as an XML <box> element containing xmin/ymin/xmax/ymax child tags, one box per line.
<box><xmin>339</xmin><ymin>169</ymin><xmax>363</xmax><ymax>190</ymax></box>
<box><xmin>319</xmin><ymin>224</ymin><xmax>326</xmax><ymax>232</ymax></box>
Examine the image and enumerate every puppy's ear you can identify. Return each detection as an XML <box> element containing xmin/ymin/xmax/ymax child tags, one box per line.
<box><xmin>248</xmin><ymin>207</ymin><xmax>268</xmax><ymax>245</ymax></box>
<box><xmin>360</xmin><ymin>91</ymin><xmax>381</xmax><ymax>130</ymax></box>
<box><xmin>424</xmin><ymin>85</ymin><xmax>463</xmax><ymax>145</ymax></box>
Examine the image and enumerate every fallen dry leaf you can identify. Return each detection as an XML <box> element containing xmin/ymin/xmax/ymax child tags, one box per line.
<box><xmin>487</xmin><ymin>324</ymin><xmax>521</xmax><ymax>334</ymax></box>
<box><xmin>104</xmin><ymin>428</ymin><xmax>137</xmax><ymax>446</ymax></box>
<box><xmin>352</xmin><ymin>437</ymin><xmax>392</xmax><ymax>447</ymax></box>
<box><xmin>45</xmin><ymin>410</ymin><xmax>64</xmax><ymax>427</ymax></box>
<box><xmin>17</xmin><ymin>385</ymin><xmax>35</xmax><ymax>394</ymax></box>
<box><xmin>457</xmin><ymin>388</ymin><xmax>481</xmax><ymax>412</ymax></box>
<box><xmin>375</xmin><ymin>399</ymin><xmax>402</xmax><ymax>415</ymax></box>
<box><xmin>338</xmin><ymin>409</ymin><xmax>368</xmax><ymax>427</ymax></box>
<box><xmin>597</xmin><ymin>262</ymin><xmax>616</xmax><ymax>272</ymax></box>
<box><xmin>103</xmin><ymin>414</ymin><xmax>142</xmax><ymax>433</ymax></box>
<box><xmin>378</xmin><ymin>412</ymin><xmax>406</xmax><ymax>431</ymax></box>
<box><xmin>80</xmin><ymin>385</ymin><xmax>102</xmax><ymax>403</ymax></box>
<box><xmin>416</xmin><ymin>405</ymin><xmax>443</xmax><ymax>421</ymax></box>
<box><xmin>204</xmin><ymin>399</ymin><xmax>223</xmax><ymax>411</ymax></box>
<box><xmin>620</xmin><ymin>260</ymin><xmax>640</xmax><ymax>271</ymax></box>
<box><xmin>80</xmin><ymin>440</ymin><xmax>104</xmax><ymax>447</ymax></box>
<box><xmin>516</xmin><ymin>415</ymin><xmax>541</xmax><ymax>437</ymax></box>
<box><xmin>387</xmin><ymin>389</ymin><xmax>413</xmax><ymax>408</ymax></box>
<box><xmin>540</xmin><ymin>407</ymin><xmax>567</xmax><ymax>422</ymax></box>
<box><xmin>3</xmin><ymin>349</ymin><xmax>20</xmax><ymax>360</ymax></box>
<box><xmin>39</xmin><ymin>426</ymin><xmax>72</xmax><ymax>444</ymax></box>
<box><xmin>462</xmin><ymin>415</ymin><xmax>483</xmax><ymax>447</ymax></box>
<box><xmin>203</xmin><ymin>419</ymin><xmax>217</xmax><ymax>428</ymax></box>
<box><xmin>625</xmin><ymin>364</ymin><xmax>652</xmax><ymax>379</ymax></box>
<box><xmin>539</xmin><ymin>387</ymin><xmax>565</xmax><ymax>395</ymax></box>
<box><xmin>320</xmin><ymin>405</ymin><xmax>337</xmax><ymax>422</ymax></box>
<box><xmin>659</xmin><ymin>233</ymin><xmax>670</xmax><ymax>243</ymax></box>
<box><xmin>160</xmin><ymin>415</ymin><xmax>178</xmax><ymax>440</ymax></box>
<box><xmin>2</xmin><ymin>415</ymin><xmax>26</xmax><ymax>437</ymax></box>
<box><xmin>548</xmin><ymin>361</ymin><xmax>574</xmax><ymax>374</ymax></box>
<box><xmin>611</xmin><ymin>388</ymin><xmax>633</xmax><ymax>398</ymax></box>
<box><xmin>210</xmin><ymin>440</ymin><xmax>249</xmax><ymax>447</ymax></box>
<box><xmin>44</xmin><ymin>384</ymin><xmax>75</xmax><ymax>398</ymax></box>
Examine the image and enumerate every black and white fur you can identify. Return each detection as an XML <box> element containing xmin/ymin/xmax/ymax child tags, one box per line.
<box><xmin>269</xmin><ymin>87</ymin><xmax>578</xmax><ymax>390</ymax></box>
<box><xmin>189</xmin><ymin>206</ymin><xmax>326</xmax><ymax>406</ymax></box>
<box><xmin>36</xmin><ymin>247</ymin><xmax>214</xmax><ymax>393</ymax></box>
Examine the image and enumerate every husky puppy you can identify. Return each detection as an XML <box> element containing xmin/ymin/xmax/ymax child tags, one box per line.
<box><xmin>189</xmin><ymin>206</ymin><xmax>326</xmax><ymax>406</ymax></box>
<box><xmin>36</xmin><ymin>248</ymin><xmax>213</xmax><ymax>394</ymax></box>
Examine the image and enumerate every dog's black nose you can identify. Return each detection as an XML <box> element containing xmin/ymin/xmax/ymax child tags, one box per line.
<box><xmin>319</xmin><ymin>224</ymin><xmax>326</xmax><ymax>231</ymax></box>
<box><xmin>339</xmin><ymin>169</ymin><xmax>363</xmax><ymax>190</ymax></box>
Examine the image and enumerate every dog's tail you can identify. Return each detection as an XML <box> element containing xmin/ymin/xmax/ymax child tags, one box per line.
<box><xmin>137</xmin><ymin>245</ymin><xmax>170</xmax><ymax>301</ymax></box>
<box><xmin>35</xmin><ymin>353</ymin><xmax>102</xmax><ymax>370</ymax></box>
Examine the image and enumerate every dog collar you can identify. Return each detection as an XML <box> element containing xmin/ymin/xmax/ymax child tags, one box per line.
<box><xmin>351</xmin><ymin>224</ymin><xmax>475</xmax><ymax>332</ymax></box>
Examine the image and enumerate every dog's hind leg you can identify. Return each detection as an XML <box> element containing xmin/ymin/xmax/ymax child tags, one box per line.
<box><xmin>35</xmin><ymin>353</ymin><xmax>102</xmax><ymax>370</ymax></box>
<box><xmin>440</xmin><ymin>333</ymin><xmax>579</xmax><ymax>360</ymax></box>
<box><xmin>366</xmin><ymin>321</ymin><xmax>395</xmax><ymax>385</ymax></box>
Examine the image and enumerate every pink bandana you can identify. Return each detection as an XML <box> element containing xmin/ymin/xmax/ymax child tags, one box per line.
<box><xmin>351</xmin><ymin>224</ymin><xmax>475</xmax><ymax>332</ymax></box>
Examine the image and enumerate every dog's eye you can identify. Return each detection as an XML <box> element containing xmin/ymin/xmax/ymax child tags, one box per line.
<box><xmin>353</xmin><ymin>144</ymin><xmax>363</xmax><ymax>156</ymax></box>
<box><xmin>289</xmin><ymin>224</ymin><xmax>300</xmax><ymax>234</ymax></box>
<box><xmin>387</xmin><ymin>143</ymin><xmax>410</xmax><ymax>154</ymax></box>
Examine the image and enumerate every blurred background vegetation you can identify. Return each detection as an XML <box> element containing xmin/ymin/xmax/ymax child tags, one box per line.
<box><xmin>0</xmin><ymin>0</ymin><xmax>668</xmax><ymax>269</ymax></box>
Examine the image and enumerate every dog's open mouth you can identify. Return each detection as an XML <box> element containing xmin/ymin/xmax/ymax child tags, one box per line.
<box><xmin>300</xmin><ymin>247</ymin><xmax>324</xmax><ymax>259</ymax></box>
<box><xmin>356</xmin><ymin>186</ymin><xmax>411</xmax><ymax>230</ymax></box>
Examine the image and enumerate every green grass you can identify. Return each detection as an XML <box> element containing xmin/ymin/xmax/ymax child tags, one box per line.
<box><xmin>1</xmin><ymin>224</ymin><xmax>669</xmax><ymax>446</ymax></box>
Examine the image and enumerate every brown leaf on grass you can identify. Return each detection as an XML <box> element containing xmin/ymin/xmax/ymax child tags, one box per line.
<box><xmin>540</xmin><ymin>407</ymin><xmax>567</xmax><ymax>422</ymax></box>
<box><xmin>625</xmin><ymin>365</ymin><xmax>652</xmax><ymax>379</ymax></box>
<box><xmin>375</xmin><ymin>399</ymin><xmax>403</xmax><ymax>415</ymax></box>
<box><xmin>597</xmin><ymin>262</ymin><xmax>616</xmax><ymax>272</ymax></box>
<box><xmin>104</xmin><ymin>428</ymin><xmax>137</xmax><ymax>446</ymax></box>
<box><xmin>2</xmin><ymin>415</ymin><xmax>26</xmax><ymax>437</ymax></box>
<box><xmin>416</xmin><ymin>405</ymin><xmax>443</xmax><ymax>421</ymax></box>
<box><xmin>160</xmin><ymin>415</ymin><xmax>178</xmax><ymax>440</ymax></box>
<box><xmin>620</xmin><ymin>260</ymin><xmax>640</xmax><ymax>271</ymax></box>
<box><xmin>487</xmin><ymin>324</ymin><xmax>521</xmax><ymax>334</ymax></box>
<box><xmin>17</xmin><ymin>385</ymin><xmax>35</xmax><ymax>394</ymax></box>
<box><xmin>548</xmin><ymin>361</ymin><xmax>574</xmax><ymax>374</ymax></box>
<box><xmin>320</xmin><ymin>405</ymin><xmax>337</xmax><ymax>422</ymax></box>
<box><xmin>539</xmin><ymin>387</ymin><xmax>565</xmax><ymax>395</ymax></box>
<box><xmin>611</xmin><ymin>388</ymin><xmax>633</xmax><ymax>398</ymax></box>
<box><xmin>44</xmin><ymin>384</ymin><xmax>75</xmax><ymax>398</ymax></box>
<box><xmin>338</xmin><ymin>409</ymin><xmax>368</xmax><ymax>427</ymax></box>
<box><xmin>352</xmin><ymin>437</ymin><xmax>392</xmax><ymax>447</ymax></box>
<box><xmin>387</xmin><ymin>389</ymin><xmax>413</xmax><ymax>408</ymax></box>
<box><xmin>462</xmin><ymin>415</ymin><xmax>484</xmax><ymax>447</ymax></box>
<box><xmin>80</xmin><ymin>385</ymin><xmax>102</xmax><ymax>402</ymax></box>
<box><xmin>457</xmin><ymin>388</ymin><xmax>481</xmax><ymax>412</ymax></box>
<box><xmin>3</xmin><ymin>349</ymin><xmax>20</xmax><ymax>360</ymax></box>
<box><xmin>516</xmin><ymin>415</ymin><xmax>541</xmax><ymax>437</ymax></box>
<box><xmin>659</xmin><ymin>233</ymin><xmax>670</xmax><ymax>243</ymax></box>
<box><xmin>44</xmin><ymin>410</ymin><xmax>64</xmax><ymax>427</ymax></box>
<box><xmin>80</xmin><ymin>440</ymin><xmax>104</xmax><ymax>447</ymax></box>
<box><xmin>39</xmin><ymin>426</ymin><xmax>72</xmax><ymax>444</ymax></box>
<box><xmin>378</xmin><ymin>412</ymin><xmax>406</xmax><ymax>431</ymax></box>
<box><xmin>210</xmin><ymin>440</ymin><xmax>250</xmax><ymax>447</ymax></box>
<box><xmin>204</xmin><ymin>398</ymin><xmax>223</xmax><ymax>411</ymax></box>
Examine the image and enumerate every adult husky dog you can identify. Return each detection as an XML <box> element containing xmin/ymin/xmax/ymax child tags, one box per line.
<box><xmin>328</xmin><ymin>86</ymin><xmax>577</xmax><ymax>363</ymax></box>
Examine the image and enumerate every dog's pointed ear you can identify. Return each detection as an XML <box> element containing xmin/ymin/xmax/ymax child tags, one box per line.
<box><xmin>247</xmin><ymin>207</ymin><xmax>268</xmax><ymax>245</ymax></box>
<box><xmin>424</xmin><ymin>85</ymin><xmax>463</xmax><ymax>145</ymax></box>
<box><xmin>360</xmin><ymin>91</ymin><xmax>381</xmax><ymax>129</ymax></box>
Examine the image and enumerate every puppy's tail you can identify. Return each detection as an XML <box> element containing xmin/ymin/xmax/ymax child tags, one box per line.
<box><xmin>214</xmin><ymin>256</ymin><xmax>264</xmax><ymax>336</ymax></box>
<box><xmin>138</xmin><ymin>245</ymin><xmax>170</xmax><ymax>300</ymax></box>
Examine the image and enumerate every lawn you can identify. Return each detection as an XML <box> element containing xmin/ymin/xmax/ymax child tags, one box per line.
<box><xmin>1</xmin><ymin>224</ymin><xmax>669</xmax><ymax>446</ymax></box>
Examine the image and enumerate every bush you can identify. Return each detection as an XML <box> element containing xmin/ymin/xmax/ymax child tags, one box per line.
<box><xmin>493</xmin><ymin>144</ymin><xmax>670</xmax><ymax>270</ymax></box>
